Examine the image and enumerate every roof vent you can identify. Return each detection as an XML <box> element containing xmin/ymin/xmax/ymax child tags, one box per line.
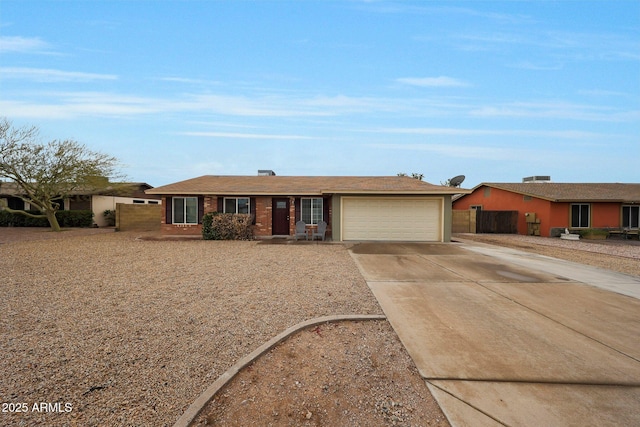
<box><xmin>258</xmin><ymin>170</ymin><xmax>276</xmax><ymax>176</ymax></box>
<box><xmin>523</xmin><ymin>176</ymin><xmax>551</xmax><ymax>183</ymax></box>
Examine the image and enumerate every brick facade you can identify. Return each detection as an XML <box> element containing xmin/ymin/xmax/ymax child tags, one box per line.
<box><xmin>254</xmin><ymin>196</ymin><xmax>272</xmax><ymax>237</ymax></box>
<box><xmin>159</xmin><ymin>195</ymin><xmax>332</xmax><ymax>238</ymax></box>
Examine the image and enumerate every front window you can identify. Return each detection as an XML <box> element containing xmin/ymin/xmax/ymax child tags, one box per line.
<box><xmin>224</xmin><ymin>197</ymin><xmax>250</xmax><ymax>214</ymax></box>
<box><xmin>571</xmin><ymin>204</ymin><xmax>590</xmax><ymax>228</ymax></box>
<box><xmin>173</xmin><ymin>197</ymin><xmax>198</xmax><ymax>224</ymax></box>
<box><xmin>302</xmin><ymin>198</ymin><xmax>323</xmax><ymax>225</ymax></box>
<box><xmin>623</xmin><ymin>206</ymin><xmax>639</xmax><ymax>228</ymax></box>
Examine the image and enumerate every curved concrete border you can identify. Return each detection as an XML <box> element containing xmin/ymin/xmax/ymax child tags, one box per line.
<box><xmin>173</xmin><ymin>314</ymin><xmax>387</xmax><ymax>427</ymax></box>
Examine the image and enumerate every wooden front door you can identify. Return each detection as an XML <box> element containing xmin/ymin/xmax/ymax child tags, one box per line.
<box><xmin>272</xmin><ymin>198</ymin><xmax>290</xmax><ymax>235</ymax></box>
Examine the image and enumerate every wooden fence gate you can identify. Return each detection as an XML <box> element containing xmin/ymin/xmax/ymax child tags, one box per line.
<box><xmin>475</xmin><ymin>210</ymin><xmax>519</xmax><ymax>234</ymax></box>
<box><xmin>452</xmin><ymin>209</ymin><xmax>476</xmax><ymax>233</ymax></box>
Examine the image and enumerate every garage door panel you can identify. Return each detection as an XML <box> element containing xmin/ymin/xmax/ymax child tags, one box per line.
<box><xmin>342</xmin><ymin>197</ymin><xmax>441</xmax><ymax>241</ymax></box>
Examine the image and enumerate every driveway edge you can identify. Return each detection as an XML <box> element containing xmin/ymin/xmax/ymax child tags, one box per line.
<box><xmin>173</xmin><ymin>314</ymin><xmax>387</xmax><ymax>427</ymax></box>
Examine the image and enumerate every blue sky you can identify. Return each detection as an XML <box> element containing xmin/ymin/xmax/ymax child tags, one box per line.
<box><xmin>1</xmin><ymin>1</ymin><xmax>638</xmax><ymax>188</ymax></box>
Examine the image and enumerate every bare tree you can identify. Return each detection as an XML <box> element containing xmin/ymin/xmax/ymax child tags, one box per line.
<box><xmin>0</xmin><ymin>118</ymin><xmax>121</xmax><ymax>231</ymax></box>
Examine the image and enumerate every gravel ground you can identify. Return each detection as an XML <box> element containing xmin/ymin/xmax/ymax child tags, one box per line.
<box><xmin>0</xmin><ymin>229</ymin><xmax>447</xmax><ymax>427</ymax></box>
<box><xmin>3</xmin><ymin>228</ymin><xmax>637</xmax><ymax>427</ymax></box>
<box><xmin>455</xmin><ymin>233</ymin><xmax>640</xmax><ymax>277</ymax></box>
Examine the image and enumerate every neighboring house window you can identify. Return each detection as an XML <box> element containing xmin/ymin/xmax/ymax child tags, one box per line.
<box><xmin>133</xmin><ymin>199</ymin><xmax>145</xmax><ymax>204</ymax></box>
<box><xmin>7</xmin><ymin>197</ymin><xmax>24</xmax><ymax>210</ymax></box>
<box><xmin>570</xmin><ymin>204</ymin><xmax>590</xmax><ymax>228</ymax></box>
<box><xmin>302</xmin><ymin>198</ymin><xmax>323</xmax><ymax>225</ymax></box>
<box><xmin>470</xmin><ymin>205</ymin><xmax>482</xmax><ymax>211</ymax></box>
<box><xmin>224</xmin><ymin>197</ymin><xmax>250</xmax><ymax>214</ymax></box>
<box><xmin>623</xmin><ymin>205</ymin><xmax>639</xmax><ymax>228</ymax></box>
<box><xmin>173</xmin><ymin>197</ymin><xmax>198</xmax><ymax>224</ymax></box>
<box><xmin>148</xmin><ymin>201</ymin><xmax>159</xmax><ymax>205</ymax></box>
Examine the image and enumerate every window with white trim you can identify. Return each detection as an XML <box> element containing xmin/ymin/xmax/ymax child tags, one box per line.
<box><xmin>301</xmin><ymin>198</ymin><xmax>323</xmax><ymax>225</ymax></box>
<box><xmin>623</xmin><ymin>205</ymin><xmax>639</xmax><ymax>228</ymax></box>
<box><xmin>173</xmin><ymin>197</ymin><xmax>198</xmax><ymax>224</ymax></box>
<box><xmin>224</xmin><ymin>197</ymin><xmax>250</xmax><ymax>214</ymax></box>
<box><xmin>570</xmin><ymin>204</ymin><xmax>590</xmax><ymax>228</ymax></box>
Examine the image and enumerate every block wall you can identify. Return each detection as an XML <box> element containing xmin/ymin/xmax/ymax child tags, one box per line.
<box><xmin>116</xmin><ymin>203</ymin><xmax>162</xmax><ymax>231</ymax></box>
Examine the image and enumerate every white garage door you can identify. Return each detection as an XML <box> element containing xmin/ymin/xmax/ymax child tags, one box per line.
<box><xmin>341</xmin><ymin>197</ymin><xmax>442</xmax><ymax>241</ymax></box>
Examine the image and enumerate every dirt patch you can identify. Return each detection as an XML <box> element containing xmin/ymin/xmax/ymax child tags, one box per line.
<box><xmin>195</xmin><ymin>321</ymin><xmax>449</xmax><ymax>427</ymax></box>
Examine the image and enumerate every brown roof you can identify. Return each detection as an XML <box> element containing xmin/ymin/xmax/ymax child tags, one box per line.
<box><xmin>146</xmin><ymin>175</ymin><xmax>469</xmax><ymax>196</ymax></box>
<box><xmin>0</xmin><ymin>181</ymin><xmax>158</xmax><ymax>198</ymax></box>
<box><xmin>477</xmin><ymin>183</ymin><xmax>640</xmax><ymax>203</ymax></box>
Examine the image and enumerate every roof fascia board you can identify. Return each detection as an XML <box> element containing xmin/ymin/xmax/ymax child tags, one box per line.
<box><xmin>146</xmin><ymin>190</ymin><xmax>466</xmax><ymax>196</ymax></box>
<box><xmin>146</xmin><ymin>191</ymin><xmax>323</xmax><ymax>196</ymax></box>
<box><xmin>324</xmin><ymin>189</ymin><xmax>468</xmax><ymax>195</ymax></box>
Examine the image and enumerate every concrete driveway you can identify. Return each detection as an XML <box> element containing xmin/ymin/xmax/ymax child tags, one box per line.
<box><xmin>349</xmin><ymin>242</ymin><xmax>640</xmax><ymax>426</ymax></box>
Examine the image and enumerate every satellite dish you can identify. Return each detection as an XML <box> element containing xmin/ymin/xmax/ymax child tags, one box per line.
<box><xmin>449</xmin><ymin>175</ymin><xmax>465</xmax><ymax>187</ymax></box>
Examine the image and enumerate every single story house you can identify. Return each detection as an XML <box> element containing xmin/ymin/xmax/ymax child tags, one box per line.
<box><xmin>452</xmin><ymin>182</ymin><xmax>640</xmax><ymax>237</ymax></box>
<box><xmin>0</xmin><ymin>182</ymin><xmax>161</xmax><ymax>227</ymax></box>
<box><xmin>145</xmin><ymin>173</ymin><xmax>469</xmax><ymax>242</ymax></box>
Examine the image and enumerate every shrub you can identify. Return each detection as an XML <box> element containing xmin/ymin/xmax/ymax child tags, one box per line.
<box><xmin>578</xmin><ymin>228</ymin><xmax>609</xmax><ymax>239</ymax></box>
<box><xmin>103</xmin><ymin>209</ymin><xmax>116</xmax><ymax>226</ymax></box>
<box><xmin>202</xmin><ymin>212</ymin><xmax>253</xmax><ymax>240</ymax></box>
<box><xmin>0</xmin><ymin>210</ymin><xmax>14</xmax><ymax>226</ymax></box>
<box><xmin>57</xmin><ymin>210</ymin><xmax>94</xmax><ymax>227</ymax></box>
<box><xmin>0</xmin><ymin>210</ymin><xmax>93</xmax><ymax>227</ymax></box>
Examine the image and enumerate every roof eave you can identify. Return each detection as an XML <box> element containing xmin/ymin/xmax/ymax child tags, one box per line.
<box><xmin>145</xmin><ymin>189</ymin><xmax>469</xmax><ymax>196</ymax></box>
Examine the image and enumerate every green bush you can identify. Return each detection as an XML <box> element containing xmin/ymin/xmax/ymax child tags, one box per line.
<box><xmin>0</xmin><ymin>210</ymin><xmax>46</xmax><ymax>227</ymax></box>
<box><xmin>0</xmin><ymin>210</ymin><xmax>15</xmax><ymax>226</ymax></box>
<box><xmin>202</xmin><ymin>212</ymin><xmax>253</xmax><ymax>240</ymax></box>
<box><xmin>578</xmin><ymin>228</ymin><xmax>609</xmax><ymax>239</ymax></box>
<box><xmin>0</xmin><ymin>210</ymin><xmax>93</xmax><ymax>227</ymax></box>
<box><xmin>103</xmin><ymin>209</ymin><xmax>116</xmax><ymax>226</ymax></box>
<box><xmin>58</xmin><ymin>210</ymin><xmax>94</xmax><ymax>227</ymax></box>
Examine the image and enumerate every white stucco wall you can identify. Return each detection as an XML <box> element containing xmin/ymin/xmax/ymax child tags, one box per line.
<box><xmin>92</xmin><ymin>196</ymin><xmax>161</xmax><ymax>227</ymax></box>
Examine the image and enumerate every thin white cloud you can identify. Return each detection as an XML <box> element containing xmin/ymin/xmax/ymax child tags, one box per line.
<box><xmin>358</xmin><ymin>4</ymin><xmax>532</xmax><ymax>25</ymax></box>
<box><xmin>578</xmin><ymin>89</ymin><xmax>629</xmax><ymax>98</ymax></box>
<box><xmin>157</xmin><ymin>76</ymin><xmax>222</xmax><ymax>86</ymax></box>
<box><xmin>469</xmin><ymin>101</ymin><xmax>640</xmax><ymax>122</ymax></box>
<box><xmin>449</xmin><ymin>29</ymin><xmax>640</xmax><ymax>62</ymax></box>
<box><xmin>0</xmin><ymin>67</ymin><xmax>117</xmax><ymax>82</ymax></box>
<box><xmin>369</xmin><ymin>127</ymin><xmax>606</xmax><ymax>139</ymax></box>
<box><xmin>181</xmin><ymin>131</ymin><xmax>314</xmax><ymax>140</ymax></box>
<box><xmin>0</xmin><ymin>93</ymin><xmax>300</xmax><ymax>120</ymax></box>
<box><xmin>158</xmin><ymin>77</ymin><xmax>205</xmax><ymax>84</ymax></box>
<box><xmin>188</xmin><ymin>94</ymin><xmax>334</xmax><ymax>117</ymax></box>
<box><xmin>0</xmin><ymin>89</ymin><xmax>386</xmax><ymax>120</ymax></box>
<box><xmin>0</xmin><ymin>92</ymin><xmax>165</xmax><ymax>119</ymax></box>
<box><xmin>397</xmin><ymin>76</ymin><xmax>470</xmax><ymax>88</ymax></box>
<box><xmin>508</xmin><ymin>61</ymin><xmax>563</xmax><ymax>71</ymax></box>
<box><xmin>0</xmin><ymin>36</ymin><xmax>50</xmax><ymax>53</ymax></box>
<box><xmin>368</xmin><ymin>142</ymin><xmax>528</xmax><ymax>161</ymax></box>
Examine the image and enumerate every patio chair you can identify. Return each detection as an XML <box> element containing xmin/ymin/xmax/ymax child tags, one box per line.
<box><xmin>312</xmin><ymin>220</ymin><xmax>327</xmax><ymax>241</ymax></box>
<box><xmin>294</xmin><ymin>220</ymin><xmax>308</xmax><ymax>241</ymax></box>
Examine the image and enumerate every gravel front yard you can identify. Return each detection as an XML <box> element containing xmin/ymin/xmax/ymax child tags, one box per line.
<box><xmin>3</xmin><ymin>228</ymin><xmax>637</xmax><ymax>426</ymax></box>
<box><xmin>1</xmin><ymin>230</ymin><xmax>391</xmax><ymax>426</ymax></box>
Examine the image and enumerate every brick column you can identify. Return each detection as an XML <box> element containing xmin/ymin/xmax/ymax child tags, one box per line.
<box><xmin>289</xmin><ymin>197</ymin><xmax>296</xmax><ymax>236</ymax></box>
